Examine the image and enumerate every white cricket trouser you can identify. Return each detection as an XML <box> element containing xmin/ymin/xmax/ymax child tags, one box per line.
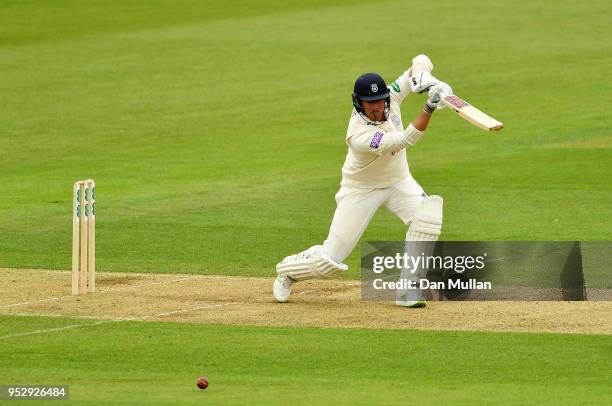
<box><xmin>322</xmin><ymin>175</ymin><xmax>425</xmax><ymax>263</ymax></box>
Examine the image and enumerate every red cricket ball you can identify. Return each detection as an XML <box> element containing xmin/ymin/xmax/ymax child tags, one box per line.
<box><xmin>196</xmin><ymin>376</ymin><xmax>209</xmax><ymax>389</ymax></box>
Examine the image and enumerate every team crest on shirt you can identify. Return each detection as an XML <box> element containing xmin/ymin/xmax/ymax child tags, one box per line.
<box><xmin>371</xmin><ymin>83</ymin><xmax>378</xmax><ymax>93</ymax></box>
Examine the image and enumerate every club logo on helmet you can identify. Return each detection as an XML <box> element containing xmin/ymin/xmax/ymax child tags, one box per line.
<box><xmin>371</xmin><ymin>83</ymin><xmax>378</xmax><ymax>93</ymax></box>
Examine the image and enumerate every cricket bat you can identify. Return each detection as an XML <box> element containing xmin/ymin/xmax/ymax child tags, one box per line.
<box><xmin>441</xmin><ymin>95</ymin><xmax>503</xmax><ymax>131</ymax></box>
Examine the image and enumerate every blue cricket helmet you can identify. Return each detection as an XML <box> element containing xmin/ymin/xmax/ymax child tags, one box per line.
<box><xmin>352</xmin><ymin>73</ymin><xmax>390</xmax><ymax>121</ymax></box>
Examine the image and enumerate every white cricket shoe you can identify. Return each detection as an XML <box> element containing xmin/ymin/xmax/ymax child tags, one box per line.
<box><xmin>395</xmin><ymin>300</ymin><xmax>427</xmax><ymax>308</ymax></box>
<box><xmin>273</xmin><ymin>275</ymin><xmax>294</xmax><ymax>303</ymax></box>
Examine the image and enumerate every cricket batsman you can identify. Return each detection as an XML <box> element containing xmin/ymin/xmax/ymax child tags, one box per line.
<box><xmin>273</xmin><ymin>55</ymin><xmax>453</xmax><ymax>307</ymax></box>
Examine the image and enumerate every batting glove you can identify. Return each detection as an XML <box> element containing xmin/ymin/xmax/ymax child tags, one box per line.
<box><xmin>426</xmin><ymin>82</ymin><xmax>453</xmax><ymax>110</ymax></box>
<box><xmin>409</xmin><ymin>71</ymin><xmax>440</xmax><ymax>94</ymax></box>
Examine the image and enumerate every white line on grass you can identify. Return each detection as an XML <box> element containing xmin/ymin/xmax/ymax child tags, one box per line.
<box><xmin>0</xmin><ymin>302</ymin><xmax>237</xmax><ymax>341</ymax></box>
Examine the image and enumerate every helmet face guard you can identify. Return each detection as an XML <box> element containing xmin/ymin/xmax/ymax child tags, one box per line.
<box><xmin>352</xmin><ymin>72</ymin><xmax>390</xmax><ymax>123</ymax></box>
<box><xmin>352</xmin><ymin>93</ymin><xmax>390</xmax><ymax>116</ymax></box>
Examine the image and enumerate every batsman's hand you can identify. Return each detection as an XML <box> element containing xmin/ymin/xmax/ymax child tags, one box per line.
<box><xmin>426</xmin><ymin>82</ymin><xmax>453</xmax><ymax>110</ymax></box>
<box><xmin>411</xmin><ymin>54</ymin><xmax>433</xmax><ymax>73</ymax></box>
<box><xmin>408</xmin><ymin>71</ymin><xmax>439</xmax><ymax>94</ymax></box>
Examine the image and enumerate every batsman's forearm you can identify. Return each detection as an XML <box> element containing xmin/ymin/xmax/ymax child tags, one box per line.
<box><xmin>412</xmin><ymin>104</ymin><xmax>434</xmax><ymax>131</ymax></box>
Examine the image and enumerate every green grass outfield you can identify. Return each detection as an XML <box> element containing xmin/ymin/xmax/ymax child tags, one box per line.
<box><xmin>1</xmin><ymin>315</ymin><xmax>610</xmax><ymax>405</ymax></box>
<box><xmin>1</xmin><ymin>0</ymin><xmax>611</xmax><ymax>276</ymax></box>
<box><xmin>1</xmin><ymin>1</ymin><xmax>610</xmax><ymax>404</ymax></box>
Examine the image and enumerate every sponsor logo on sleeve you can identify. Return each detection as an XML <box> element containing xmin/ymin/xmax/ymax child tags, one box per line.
<box><xmin>370</xmin><ymin>131</ymin><xmax>384</xmax><ymax>149</ymax></box>
<box><xmin>390</xmin><ymin>82</ymin><xmax>401</xmax><ymax>93</ymax></box>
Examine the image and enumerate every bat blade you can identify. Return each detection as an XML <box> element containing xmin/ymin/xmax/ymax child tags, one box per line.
<box><xmin>442</xmin><ymin>95</ymin><xmax>503</xmax><ymax>131</ymax></box>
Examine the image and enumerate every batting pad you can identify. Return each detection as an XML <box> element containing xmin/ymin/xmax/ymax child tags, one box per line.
<box><xmin>276</xmin><ymin>257</ymin><xmax>348</xmax><ymax>281</ymax></box>
<box><xmin>406</xmin><ymin>195</ymin><xmax>443</xmax><ymax>241</ymax></box>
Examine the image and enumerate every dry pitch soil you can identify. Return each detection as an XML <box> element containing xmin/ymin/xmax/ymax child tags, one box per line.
<box><xmin>1</xmin><ymin>268</ymin><xmax>610</xmax><ymax>334</ymax></box>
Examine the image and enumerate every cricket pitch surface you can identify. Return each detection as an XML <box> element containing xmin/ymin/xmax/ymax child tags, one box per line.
<box><xmin>1</xmin><ymin>268</ymin><xmax>610</xmax><ymax>335</ymax></box>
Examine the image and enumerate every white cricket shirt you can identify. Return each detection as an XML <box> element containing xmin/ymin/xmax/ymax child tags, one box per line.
<box><xmin>341</xmin><ymin>71</ymin><xmax>423</xmax><ymax>188</ymax></box>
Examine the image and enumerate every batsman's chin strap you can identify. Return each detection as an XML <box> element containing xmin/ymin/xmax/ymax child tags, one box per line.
<box><xmin>360</xmin><ymin>112</ymin><xmax>387</xmax><ymax>126</ymax></box>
